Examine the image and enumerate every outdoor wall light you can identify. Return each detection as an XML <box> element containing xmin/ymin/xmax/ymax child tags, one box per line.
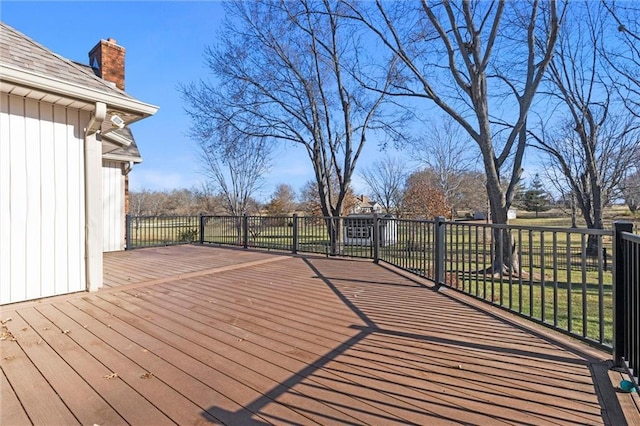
<box><xmin>110</xmin><ymin>114</ymin><xmax>125</xmax><ymax>129</ymax></box>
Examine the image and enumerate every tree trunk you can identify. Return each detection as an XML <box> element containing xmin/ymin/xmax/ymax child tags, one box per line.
<box><xmin>325</xmin><ymin>216</ymin><xmax>343</xmax><ymax>256</ymax></box>
<box><xmin>487</xmin><ymin>189</ymin><xmax>521</xmax><ymax>276</ymax></box>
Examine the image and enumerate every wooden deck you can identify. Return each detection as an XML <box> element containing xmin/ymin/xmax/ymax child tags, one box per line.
<box><xmin>2</xmin><ymin>244</ymin><xmax>639</xmax><ymax>425</ymax></box>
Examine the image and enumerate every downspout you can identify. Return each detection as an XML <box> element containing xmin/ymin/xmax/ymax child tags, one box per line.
<box><xmin>84</xmin><ymin>102</ymin><xmax>106</xmax><ymax>292</ymax></box>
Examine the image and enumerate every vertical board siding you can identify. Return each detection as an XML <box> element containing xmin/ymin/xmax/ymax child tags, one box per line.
<box><xmin>24</xmin><ymin>98</ymin><xmax>42</xmax><ymax>300</ymax></box>
<box><xmin>53</xmin><ymin>104</ymin><xmax>69</xmax><ymax>297</ymax></box>
<box><xmin>39</xmin><ymin>103</ymin><xmax>56</xmax><ymax>299</ymax></box>
<box><xmin>9</xmin><ymin>95</ymin><xmax>27</xmax><ymax>302</ymax></box>
<box><xmin>102</xmin><ymin>160</ymin><xmax>125</xmax><ymax>252</ymax></box>
<box><xmin>0</xmin><ymin>94</ymin><xmax>12</xmax><ymax>303</ymax></box>
<box><xmin>0</xmin><ymin>94</ymin><xmax>86</xmax><ymax>304</ymax></box>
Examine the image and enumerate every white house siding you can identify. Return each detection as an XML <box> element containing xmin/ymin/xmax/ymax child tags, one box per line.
<box><xmin>0</xmin><ymin>94</ymin><xmax>88</xmax><ymax>304</ymax></box>
<box><xmin>102</xmin><ymin>160</ymin><xmax>125</xmax><ymax>252</ymax></box>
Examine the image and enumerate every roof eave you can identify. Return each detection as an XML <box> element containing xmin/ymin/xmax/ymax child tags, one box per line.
<box><xmin>0</xmin><ymin>63</ymin><xmax>159</xmax><ymax>118</ymax></box>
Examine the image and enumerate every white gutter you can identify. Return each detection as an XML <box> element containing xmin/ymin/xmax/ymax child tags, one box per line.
<box><xmin>0</xmin><ymin>64</ymin><xmax>158</xmax><ymax>116</ymax></box>
<box><xmin>84</xmin><ymin>102</ymin><xmax>106</xmax><ymax>292</ymax></box>
<box><xmin>86</xmin><ymin>101</ymin><xmax>106</xmax><ymax>135</ymax></box>
<box><xmin>103</xmin><ymin>130</ymin><xmax>132</xmax><ymax>147</ymax></box>
<box><xmin>103</xmin><ymin>153</ymin><xmax>143</xmax><ymax>163</ymax></box>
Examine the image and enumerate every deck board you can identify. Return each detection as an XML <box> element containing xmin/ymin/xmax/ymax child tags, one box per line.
<box><xmin>5</xmin><ymin>312</ymin><xmax>126</xmax><ymax>426</ymax></box>
<box><xmin>63</xmin><ymin>297</ymin><xmax>263</xmax><ymax>425</ymax></box>
<box><xmin>1</xmin><ymin>244</ymin><xmax>636</xmax><ymax>425</ymax></box>
<box><xmin>0</xmin><ymin>364</ymin><xmax>33</xmax><ymax>426</ymax></box>
<box><xmin>109</xmin><ymin>284</ymin><xmax>416</xmax><ymax>425</ymax></box>
<box><xmin>0</xmin><ymin>316</ymin><xmax>80</xmax><ymax>425</ymax></box>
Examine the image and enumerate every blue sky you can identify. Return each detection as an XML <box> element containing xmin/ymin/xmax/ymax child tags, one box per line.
<box><xmin>1</xmin><ymin>0</ymin><xmax>410</xmax><ymax>201</ymax></box>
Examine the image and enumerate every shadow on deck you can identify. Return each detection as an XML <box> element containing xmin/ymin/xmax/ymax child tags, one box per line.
<box><xmin>1</xmin><ymin>244</ymin><xmax>639</xmax><ymax>425</ymax></box>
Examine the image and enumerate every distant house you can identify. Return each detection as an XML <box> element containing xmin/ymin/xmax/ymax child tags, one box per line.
<box><xmin>0</xmin><ymin>23</ymin><xmax>158</xmax><ymax>304</ymax></box>
<box><xmin>351</xmin><ymin>195</ymin><xmax>383</xmax><ymax>214</ymax></box>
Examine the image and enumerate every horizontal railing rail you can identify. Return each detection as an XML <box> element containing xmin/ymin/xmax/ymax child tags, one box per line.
<box><xmin>125</xmin><ymin>214</ymin><xmax>638</xmax><ymax>356</ymax></box>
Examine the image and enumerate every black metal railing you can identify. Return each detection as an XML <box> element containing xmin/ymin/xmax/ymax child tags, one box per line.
<box><xmin>125</xmin><ymin>215</ymin><xmax>200</xmax><ymax>249</ymax></box>
<box><xmin>614</xmin><ymin>222</ymin><xmax>640</xmax><ymax>393</ymax></box>
<box><xmin>125</xmin><ymin>214</ymin><xmax>638</xmax><ymax>357</ymax></box>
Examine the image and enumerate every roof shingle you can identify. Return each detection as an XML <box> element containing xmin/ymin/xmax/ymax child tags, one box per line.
<box><xmin>0</xmin><ymin>22</ymin><xmax>134</xmax><ymax>100</ymax></box>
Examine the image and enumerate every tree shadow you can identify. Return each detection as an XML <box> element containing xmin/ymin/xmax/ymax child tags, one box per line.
<box><xmin>200</xmin><ymin>255</ymin><xmax>625</xmax><ymax>425</ymax></box>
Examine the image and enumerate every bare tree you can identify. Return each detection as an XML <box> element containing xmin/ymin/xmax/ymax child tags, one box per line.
<box><xmin>530</xmin><ymin>1</ymin><xmax>640</xmax><ymax>251</ymax></box>
<box><xmin>299</xmin><ymin>180</ymin><xmax>325</xmax><ymax>218</ymax></box>
<box><xmin>456</xmin><ymin>171</ymin><xmax>489</xmax><ymax>216</ymax></box>
<box><xmin>181</xmin><ymin>0</ymin><xmax>402</xmax><ymax>254</ymax></box>
<box><xmin>191</xmin><ymin>183</ymin><xmax>222</xmax><ymax>214</ymax></box>
<box><xmin>299</xmin><ymin>178</ymin><xmax>357</xmax><ymax>217</ymax></box>
<box><xmin>129</xmin><ymin>189</ymin><xmax>151</xmax><ymax>217</ymax></box>
<box><xmin>602</xmin><ymin>1</ymin><xmax>640</xmax><ymax>117</ymax></box>
<box><xmin>129</xmin><ymin>189</ymin><xmax>170</xmax><ymax>216</ymax></box>
<box><xmin>412</xmin><ymin>116</ymin><xmax>478</xmax><ymax>216</ymax></box>
<box><xmin>358</xmin><ymin>155</ymin><xmax>407</xmax><ymax>214</ymax></box>
<box><xmin>197</xmin><ymin>125</ymin><xmax>271</xmax><ymax>217</ymax></box>
<box><xmin>346</xmin><ymin>1</ymin><xmax>562</xmax><ymax>273</ymax></box>
<box><xmin>622</xmin><ymin>170</ymin><xmax>640</xmax><ymax>213</ymax></box>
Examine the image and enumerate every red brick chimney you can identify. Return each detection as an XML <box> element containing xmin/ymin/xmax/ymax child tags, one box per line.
<box><xmin>88</xmin><ymin>38</ymin><xmax>125</xmax><ymax>90</ymax></box>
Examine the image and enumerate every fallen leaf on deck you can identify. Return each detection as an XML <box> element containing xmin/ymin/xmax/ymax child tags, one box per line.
<box><xmin>37</xmin><ymin>339</ymin><xmax>43</xmax><ymax>345</ymax></box>
<box><xmin>104</xmin><ymin>373</ymin><xmax>118</xmax><ymax>379</ymax></box>
<box><xmin>43</xmin><ymin>327</ymin><xmax>50</xmax><ymax>331</ymax></box>
<box><xmin>0</xmin><ymin>330</ymin><xmax>16</xmax><ymax>341</ymax></box>
<box><xmin>21</xmin><ymin>327</ymin><xmax>28</xmax><ymax>331</ymax></box>
<box><xmin>3</xmin><ymin>355</ymin><xmax>16</xmax><ymax>361</ymax></box>
<box><xmin>62</xmin><ymin>329</ymin><xmax>70</xmax><ymax>334</ymax></box>
<box><xmin>1</xmin><ymin>318</ymin><xmax>12</xmax><ymax>324</ymax></box>
<box><xmin>140</xmin><ymin>372</ymin><xmax>154</xmax><ymax>379</ymax></box>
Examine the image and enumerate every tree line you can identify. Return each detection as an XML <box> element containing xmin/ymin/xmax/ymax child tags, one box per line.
<box><xmin>177</xmin><ymin>0</ymin><xmax>640</xmax><ymax>270</ymax></box>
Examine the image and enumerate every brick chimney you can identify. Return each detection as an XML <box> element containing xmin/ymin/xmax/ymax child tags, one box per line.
<box><xmin>88</xmin><ymin>38</ymin><xmax>125</xmax><ymax>90</ymax></box>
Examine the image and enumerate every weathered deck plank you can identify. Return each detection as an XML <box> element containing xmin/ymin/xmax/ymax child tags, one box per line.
<box><xmin>1</xmin><ymin>244</ymin><xmax>636</xmax><ymax>425</ymax></box>
<box><xmin>0</xmin><ymin>315</ymin><xmax>80</xmax><ymax>425</ymax></box>
<box><xmin>0</xmin><ymin>366</ymin><xmax>32</xmax><ymax>426</ymax></box>
<box><xmin>4</xmin><ymin>312</ymin><xmax>126</xmax><ymax>426</ymax></box>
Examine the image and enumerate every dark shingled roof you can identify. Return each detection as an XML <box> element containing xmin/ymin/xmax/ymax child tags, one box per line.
<box><xmin>103</xmin><ymin>126</ymin><xmax>142</xmax><ymax>162</ymax></box>
<box><xmin>0</xmin><ymin>22</ymin><xmax>133</xmax><ymax>99</ymax></box>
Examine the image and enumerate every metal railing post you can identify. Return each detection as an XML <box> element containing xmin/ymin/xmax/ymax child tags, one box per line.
<box><xmin>292</xmin><ymin>214</ymin><xmax>299</xmax><ymax>254</ymax></box>
<box><xmin>125</xmin><ymin>214</ymin><xmax>132</xmax><ymax>250</ymax></box>
<box><xmin>373</xmin><ymin>213</ymin><xmax>380</xmax><ymax>264</ymax></box>
<box><xmin>243</xmin><ymin>214</ymin><xmax>249</xmax><ymax>249</ymax></box>
<box><xmin>199</xmin><ymin>214</ymin><xmax>205</xmax><ymax>244</ymax></box>
<box><xmin>434</xmin><ymin>216</ymin><xmax>446</xmax><ymax>287</ymax></box>
<box><xmin>613</xmin><ymin>221</ymin><xmax>633</xmax><ymax>367</ymax></box>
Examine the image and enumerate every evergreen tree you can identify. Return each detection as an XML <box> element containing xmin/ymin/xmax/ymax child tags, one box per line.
<box><xmin>523</xmin><ymin>175</ymin><xmax>551</xmax><ymax>217</ymax></box>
